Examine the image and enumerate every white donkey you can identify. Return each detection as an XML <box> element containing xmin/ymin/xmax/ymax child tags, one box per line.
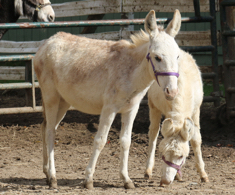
<box><xmin>33</xmin><ymin>10</ymin><xmax>181</xmax><ymax>189</ymax></box>
<box><xmin>144</xmin><ymin>13</ymin><xmax>209</xmax><ymax>185</ymax></box>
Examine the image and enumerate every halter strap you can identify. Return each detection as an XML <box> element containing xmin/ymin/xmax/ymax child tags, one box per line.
<box><xmin>146</xmin><ymin>53</ymin><xmax>179</xmax><ymax>86</ymax></box>
<box><xmin>162</xmin><ymin>155</ymin><xmax>184</xmax><ymax>177</ymax></box>
<box><xmin>23</xmin><ymin>0</ymin><xmax>52</xmax><ymax>22</ymax></box>
<box><xmin>33</xmin><ymin>2</ymin><xmax>51</xmax><ymax>22</ymax></box>
<box><xmin>35</xmin><ymin>2</ymin><xmax>52</xmax><ymax>11</ymax></box>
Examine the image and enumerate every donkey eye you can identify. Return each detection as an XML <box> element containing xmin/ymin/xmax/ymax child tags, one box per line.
<box><xmin>177</xmin><ymin>56</ymin><xmax>179</xmax><ymax>59</ymax></box>
<box><xmin>155</xmin><ymin>56</ymin><xmax>161</xmax><ymax>62</ymax></box>
<box><xmin>179</xmin><ymin>155</ymin><xmax>183</xmax><ymax>159</ymax></box>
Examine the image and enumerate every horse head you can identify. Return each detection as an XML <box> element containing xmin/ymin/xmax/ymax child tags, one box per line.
<box><xmin>159</xmin><ymin>118</ymin><xmax>195</xmax><ymax>185</ymax></box>
<box><xmin>14</xmin><ymin>0</ymin><xmax>55</xmax><ymax>22</ymax></box>
<box><xmin>145</xmin><ymin>9</ymin><xmax>181</xmax><ymax>101</ymax></box>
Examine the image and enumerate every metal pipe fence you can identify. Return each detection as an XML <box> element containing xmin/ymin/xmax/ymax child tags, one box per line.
<box><xmin>0</xmin><ymin>0</ymin><xmax>220</xmax><ymax>114</ymax></box>
<box><xmin>220</xmin><ymin>0</ymin><xmax>235</xmax><ymax>119</ymax></box>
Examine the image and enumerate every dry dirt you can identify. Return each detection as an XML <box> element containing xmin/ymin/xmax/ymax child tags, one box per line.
<box><xmin>0</xmin><ymin>90</ymin><xmax>235</xmax><ymax>194</ymax></box>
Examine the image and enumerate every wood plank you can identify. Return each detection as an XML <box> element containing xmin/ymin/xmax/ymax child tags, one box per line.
<box><xmin>52</xmin><ymin>0</ymin><xmax>121</xmax><ymax>18</ymax></box>
<box><xmin>175</xmin><ymin>31</ymin><xmax>221</xmax><ymax>46</ymax></box>
<box><xmin>122</xmin><ymin>0</ymin><xmax>211</xmax><ymax>13</ymax></box>
<box><xmin>0</xmin><ymin>30</ymin><xmax>220</xmax><ymax>80</ymax></box>
<box><xmin>0</xmin><ymin>31</ymin><xmax>220</xmax><ymax>54</ymax></box>
<box><xmin>19</xmin><ymin>0</ymin><xmax>216</xmax><ymax>19</ymax></box>
<box><xmin>0</xmin><ymin>67</ymin><xmax>38</xmax><ymax>81</ymax></box>
<box><xmin>0</xmin><ymin>40</ymin><xmax>44</xmax><ymax>53</ymax></box>
<box><xmin>0</xmin><ymin>66</ymin><xmax>25</xmax><ymax>80</ymax></box>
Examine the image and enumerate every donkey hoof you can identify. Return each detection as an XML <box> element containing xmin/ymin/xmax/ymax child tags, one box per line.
<box><xmin>124</xmin><ymin>181</ymin><xmax>135</xmax><ymax>189</ymax></box>
<box><xmin>83</xmin><ymin>180</ymin><xmax>94</xmax><ymax>189</ymax></box>
<box><xmin>46</xmin><ymin>178</ymin><xmax>50</xmax><ymax>185</ymax></box>
<box><xmin>144</xmin><ymin>172</ymin><xmax>152</xmax><ymax>180</ymax></box>
<box><xmin>201</xmin><ymin>177</ymin><xmax>209</xmax><ymax>183</ymax></box>
<box><xmin>174</xmin><ymin>172</ymin><xmax>182</xmax><ymax>181</ymax></box>
<box><xmin>49</xmin><ymin>178</ymin><xmax>58</xmax><ymax>189</ymax></box>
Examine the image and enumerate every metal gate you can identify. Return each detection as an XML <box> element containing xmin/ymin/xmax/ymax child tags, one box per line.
<box><xmin>0</xmin><ymin>0</ymin><xmax>220</xmax><ymax>114</ymax></box>
<box><xmin>220</xmin><ymin>0</ymin><xmax>235</xmax><ymax>121</ymax></box>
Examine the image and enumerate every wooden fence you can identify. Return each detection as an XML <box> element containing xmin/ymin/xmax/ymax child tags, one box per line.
<box><xmin>0</xmin><ymin>0</ymin><xmax>221</xmax><ymax>114</ymax></box>
<box><xmin>0</xmin><ymin>0</ymin><xmax>220</xmax><ymax>81</ymax></box>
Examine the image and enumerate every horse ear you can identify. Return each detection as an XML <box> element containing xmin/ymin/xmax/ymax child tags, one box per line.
<box><xmin>145</xmin><ymin>10</ymin><xmax>159</xmax><ymax>39</ymax></box>
<box><xmin>180</xmin><ymin>118</ymin><xmax>195</xmax><ymax>141</ymax></box>
<box><xmin>14</xmin><ymin>0</ymin><xmax>24</xmax><ymax>16</ymax></box>
<box><xmin>165</xmin><ymin>9</ymin><xmax>181</xmax><ymax>37</ymax></box>
<box><xmin>161</xmin><ymin>118</ymin><xmax>175</xmax><ymax>138</ymax></box>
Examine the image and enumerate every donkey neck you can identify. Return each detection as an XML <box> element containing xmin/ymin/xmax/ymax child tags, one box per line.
<box><xmin>130</xmin><ymin>42</ymin><xmax>154</xmax><ymax>92</ymax></box>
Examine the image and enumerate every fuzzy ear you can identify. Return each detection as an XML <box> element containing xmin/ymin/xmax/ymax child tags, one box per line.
<box><xmin>161</xmin><ymin>118</ymin><xmax>175</xmax><ymax>138</ymax></box>
<box><xmin>144</xmin><ymin>10</ymin><xmax>159</xmax><ymax>39</ymax></box>
<box><xmin>165</xmin><ymin>9</ymin><xmax>181</xmax><ymax>37</ymax></box>
<box><xmin>14</xmin><ymin>0</ymin><xmax>24</xmax><ymax>16</ymax></box>
<box><xmin>180</xmin><ymin>118</ymin><xmax>195</xmax><ymax>141</ymax></box>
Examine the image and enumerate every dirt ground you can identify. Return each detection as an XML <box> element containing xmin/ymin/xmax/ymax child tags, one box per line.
<box><xmin>0</xmin><ymin>90</ymin><xmax>235</xmax><ymax>194</ymax></box>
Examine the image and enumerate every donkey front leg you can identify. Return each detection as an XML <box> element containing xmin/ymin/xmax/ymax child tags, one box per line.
<box><xmin>84</xmin><ymin>106</ymin><xmax>117</xmax><ymax>189</ymax></box>
<box><xmin>145</xmin><ymin>105</ymin><xmax>161</xmax><ymax>180</ymax></box>
<box><xmin>190</xmin><ymin>126</ymin><xmax>209</xmax><ymax>182</ymax></box>
<box><xmin>119</xmin><ymin>105</ymin><xmax>140</xmax><ymax>189</ymax></box>
<box><xmin>191</xmin><ymin>109</ymin><xmax>209</xmax><ymax>182</ymax></box>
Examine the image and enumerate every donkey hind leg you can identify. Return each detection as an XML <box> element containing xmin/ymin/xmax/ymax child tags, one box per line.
<box><xmin>144</xmin><ymin>105</ymin><xmax>161</xmax><ymax>180</ymax></box>
<box><xmin>55</xmin><ymin>98</ymin><xmax>70</xmax><ymax>130</ymax></box>
<box><xmin>190</xmin><ymin>125</ymin><xmax>209</xmax><ymax>182</ymax></box>
<box><xmin>42</xmin><ymin>97</ymin><xmax>70</xmax><ymax>189</ymax></box>
<box><xmin>84</xmin><ymin>105</ymin><xmax>117</xmax><ymax>189</ymax></box>
<box><xmin>119</xmin><ymin>105</ymin><xmax>140</xmax><ymax>189</ymax></box>
<box><xmin>42</xmin><ymin>119</ymin><xmax>49</xmax><ymax>184</ymax></box>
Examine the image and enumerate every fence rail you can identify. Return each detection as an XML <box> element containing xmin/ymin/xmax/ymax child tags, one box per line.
<box><xmin>0</xmin><ymin>0</ymin><xmax>220</xmax><ymax>114</ymax></box>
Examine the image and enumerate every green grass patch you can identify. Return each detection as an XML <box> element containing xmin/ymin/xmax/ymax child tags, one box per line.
<box><xmin>203</xmin><ymin>82</ymin><xmax>225</xmax><ymax>96</ymax></box>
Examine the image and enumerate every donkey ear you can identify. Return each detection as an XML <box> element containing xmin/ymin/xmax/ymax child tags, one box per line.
<box><xmin>161</xmin><ymin>118</ymin><xmax>175</xmax><ymax>138</ymax></box>
<box><xmin>180</xmin><ymin>118</ymin><xmax>195</xmax><ymax>141</ymax></box>
<box><xmin>145</xmin><ymin>10</ymin><xmax>159</xmax><ymax>39</ymax></box>
<box><xmin>14</xmin><ymin>0</ymin><xmax>24</xmax><ymax>16</ymax></box>
<box><xmin>165</xmin><ymin>9</ymin><xmax>181</xmax><ymax>37</ymax></box>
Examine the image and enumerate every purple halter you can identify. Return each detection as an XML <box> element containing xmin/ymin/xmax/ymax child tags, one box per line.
<box><xmin>146</xmin><ymin>53</ymin><xmax>179</xmax><ymax>86</ymax></box>
<box><xmin>162</xmin><ymin>155</ymin><xmax>184</xmax><ymax>177</ymax></box>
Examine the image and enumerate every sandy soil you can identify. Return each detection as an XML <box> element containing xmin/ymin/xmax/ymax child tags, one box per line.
<box><xmin>0</xmin><ymin>90</ymin><xmax>235</xmax><ymax>194</ymax></box>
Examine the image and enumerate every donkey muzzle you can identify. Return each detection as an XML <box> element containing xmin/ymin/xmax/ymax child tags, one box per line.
<box><xmin>164</xmin><ymin>87</ymin><xmax>178</xmax><ymax>101</ymax></box>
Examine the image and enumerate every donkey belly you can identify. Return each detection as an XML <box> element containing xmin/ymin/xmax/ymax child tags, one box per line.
<box><xmin>56</xmin><ymin>82</ymin><xmax>104</xmax><ymax>115</ymax></box>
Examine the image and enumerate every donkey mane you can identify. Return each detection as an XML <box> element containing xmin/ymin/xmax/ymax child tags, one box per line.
<box><xmin>110</xmin><ymin>29</ymin><xmax>149</xmax><ymax>53</ymax></box>
<box><xmin>130</xmin><ymin>25</ymin><xmax>166</xmax><ymax>48</ymax></box>
<box><xmin>130</xmin><ymin>29</ymin><xmax>149</xmax><ymax>48</ymax></box>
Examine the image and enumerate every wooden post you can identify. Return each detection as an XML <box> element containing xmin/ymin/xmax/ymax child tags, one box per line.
<box><xmin>25</xmin><ymin>60</ymin><xmax>35</xmax><ymax>109</ymax></box>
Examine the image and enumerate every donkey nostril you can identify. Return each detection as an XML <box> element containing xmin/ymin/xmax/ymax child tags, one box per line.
<box><xmin>165</xmin><ymin>88</ymin><xmax>170</xmax><ymax>95</ymax></box>
<box><xmin>48</xmin><ymin>15</ymin><xmax>54</xmax><ymax>22</ymax></box>
<box><xmin>160</xmin><ymin>178</ymin><xmax>172</xmax><ymax>186</ymax></box>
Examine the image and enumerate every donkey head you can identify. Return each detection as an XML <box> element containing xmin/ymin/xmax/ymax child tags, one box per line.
<box><xmin>14</xmin><ymin>0</ymin><xmax>55</xmax><ymax>22</ymax></box>
<box><xmin>145</xmin><ymin>10</ymin><xmax>181</xmax><ymax>101</ymax></box>
<box><xmin>159</xmin><ymin>118</ymin><xmax>195</xmax><ymax>185</ymax></box>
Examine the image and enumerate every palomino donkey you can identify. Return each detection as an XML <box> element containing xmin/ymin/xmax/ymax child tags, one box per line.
<box><xmin>34</xmin><ymin>9</ymin><xmax>181</xmax><ymax>189</ymax></box>
<box><xmin>144</xmin><ymin>14</ymin><xmax>209</xmax><ymax>185</ymax></box>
